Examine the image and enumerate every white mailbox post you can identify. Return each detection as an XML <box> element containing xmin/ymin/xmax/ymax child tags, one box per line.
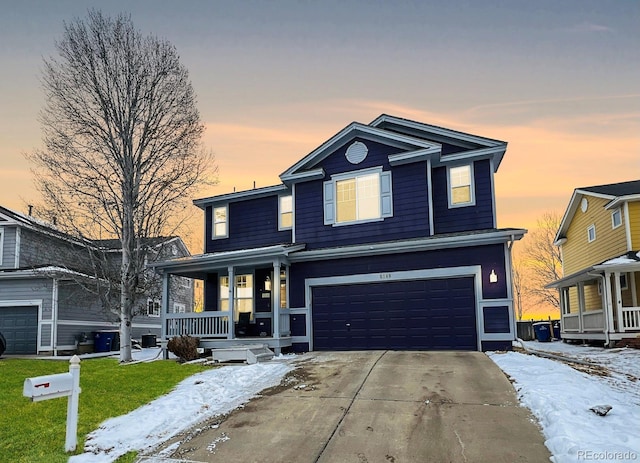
<box><xmin>23</xmin><ymin>355</ymin><xmax>81</xmax><ymax>452</ymax></box>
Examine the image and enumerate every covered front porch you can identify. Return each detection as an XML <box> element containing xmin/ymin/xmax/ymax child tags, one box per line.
<box><xmin>548</xmin><ymin>253</ymin><xmax>640</xmax><ymax>346</ymax></box>
<box><xmin>151</xmin><ymin>244</ymin><xmax>305</xmax><ymax>354</ymax></box>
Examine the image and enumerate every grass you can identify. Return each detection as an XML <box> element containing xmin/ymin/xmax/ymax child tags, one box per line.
<box><xmin>0</xmin><ymin>356</ymin><xmax>209</xmax><ymax>463</ymax></box>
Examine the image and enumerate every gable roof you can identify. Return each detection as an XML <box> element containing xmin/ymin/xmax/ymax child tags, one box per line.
<box><xmin>554</xmin><ymin>179</ymin><xmax>640</xmax><ymax>244</ymax></box>
<box><xmin>279</xmin><ymin>115</ymin><xmax>507</xmax><ymax>185</ymax></box>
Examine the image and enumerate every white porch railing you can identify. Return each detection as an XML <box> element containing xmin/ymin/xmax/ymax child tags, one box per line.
<box><xmin>583</xmin><ymin>310</ymin><xmax>604</xmax><ymax>331</ymax></box>
<box><xmin>165</xmin><ymin>312</ymin><xmax>230</xmax><ymax>338</ymax></box>
<box><xmin>562</xmin><ymin>313</ymin><xmax>580</xmax><ymax>331</ymax></box>
<box><xmin>279</xmin><ymin>309</ymin><xmax>291</xmax><ymax>337</ymax></box>
<box><xmin>621</xmin><ymin>307</ymin><xmax>640</xmax><ymax>331</ymax></box>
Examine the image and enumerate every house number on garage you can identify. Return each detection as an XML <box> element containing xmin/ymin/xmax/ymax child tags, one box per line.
<box><xmin>379</xmin><ymin>273</ymin><xmax>392</xmax><ymax>280</ymax></box>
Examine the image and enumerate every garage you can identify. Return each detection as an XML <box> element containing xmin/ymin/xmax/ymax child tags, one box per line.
<box><xmin>0</xmin><ymin>306</ymin><xmax>38</xmax><ymax>355</ymax></box>
<box><xmin>312</xmin><ymin>277</ymin><xmax>477</xmax><ymax>350</ymax></box>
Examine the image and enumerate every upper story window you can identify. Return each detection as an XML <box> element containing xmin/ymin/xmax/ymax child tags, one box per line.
<box><xmin>323</xmin><ymin>167</ymin><xmax>392</xmax><ymax>226</ymax></box>
<box><xmin>587</xmin><ymin>224</ymin><xmax>596</xmax><ymax>243</ymax></box>
<box><xmin>212</xmin><ymin>205</ymin><xmax>228</xmax><ymax>239</ymax></box>
<box><xmin>448</xmin><ymin>164</ymin><xmax>475</xmax><ymax>207</ymax></box>
<box><xmin>611</xmin><ymin>208</ymin><xmax>622</xmax><ymax>229</ymax></box>
<box><xmin>279</xmin><ymin>195</ymin><xmax>293</xmax><ymax>230</ymax></box>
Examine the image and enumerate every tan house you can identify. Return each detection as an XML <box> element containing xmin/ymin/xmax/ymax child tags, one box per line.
<box><xmin>548</xmin><ymin>180</ymin><xmax>640</xmax><ymax>346</ymax></box>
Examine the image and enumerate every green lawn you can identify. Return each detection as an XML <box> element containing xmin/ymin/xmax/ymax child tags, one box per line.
<box><xmin>0</xmin><ymin>356</ymin><xmax>209</xmax><ymax>463</ymax></box>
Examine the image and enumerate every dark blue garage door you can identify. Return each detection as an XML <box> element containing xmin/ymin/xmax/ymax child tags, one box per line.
<box><xmin>312</xmin><ymin>277</ymin><xmax>477</xmax><ymax>350</ymax></box>
<box><xmin>0</xmin><ymin>306</ymin><xmax>38</xmax><ymax>355</ymax></box>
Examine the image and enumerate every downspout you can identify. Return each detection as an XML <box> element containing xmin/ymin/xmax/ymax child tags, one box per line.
<box><xmin>52</xmin><ymin>278</ymin><xmax>59</xmax><ymax>356</ymax></box>
<box><xmin>507</xmin><ymin>235</ymin><xmax>517</xmax><ymax>345</ymax></box>
<box><xmin>588</xmin><ymin>272</ymin><xmax>610</xmax><ymax>347</ymax></box>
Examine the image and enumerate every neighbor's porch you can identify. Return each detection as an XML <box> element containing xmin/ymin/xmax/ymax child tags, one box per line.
<box><xmin>152</xmin><ymin>244</ymin><xmax>306</xmax><ymax>354</ymax></box>
<box><xmin>549</xmin><ymin>259</ymin><xmax>640</xmax><ymax>345</ymax></box>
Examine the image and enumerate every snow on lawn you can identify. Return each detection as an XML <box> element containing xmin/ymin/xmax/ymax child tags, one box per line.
<box><xmin>69</xmin><ymin>357</ymin><xmax>294</xmax><ymax>463</ymax></box>
<box><xmin>488</xmin><ymin>343</ymin><xmax>640</xmax><ymax>463</ymax></box>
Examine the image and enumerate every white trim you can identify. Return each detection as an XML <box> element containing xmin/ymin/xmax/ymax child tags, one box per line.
<box><xmin>278</xmin><ymin>194</ymin><xmax>293</xmax><ymax>231</ymax></box>
<box><xmin>55</xmin><ymin>320</ymin><xmax>160</xmax><ymax>329</ymax></box>
<box><xmin>490</xmin><ymin>158</ymin><xmax>497</xmax><ymax>228</ymax></box>
<box><xmin>14</xmin><ymin>226</ymin><xmax>20</xmax><ymax>268</ymax></box>
<box><xmin>426</xmin><ymin>158</ymin><xmax>434</xmax><ymax>236</ymax></box>
<box><xmin>0</xmin><ymin>299</ymin><xmax>43</xmax><ymax>352</ymax></box>
<box><xmin>212</xmin><ymin>204</ymin><xmax>228</xmax><ymax>240</ymax></box>
<box><xmin>587</xmin><ymin>224</ymin><xmax>596</xmax><ymax>243</ymax></box>
<box><xmin>387</xmin><ymin>147</ymin><xmax>440</xmax><ymax>166</ymax></box>
<box><xmin>304</xmin><ymin>266</ymin><xmax>485</xmax><ymax>352</ymax></box>
<box><xmin>447</xmin><ymin>163</ymin><xmax>476</xmax><ymax>208</ymax></box>
<box><xmin>193</xmin><ymin>184</ymin><xmax>288</xmax><ymax>209</ymax></box>
<box><xmin>0</xmin><ymin>227</ymin><xmax>4</xmax><ymax>266</ymax></box>
<box><xmin>292</xmin><ymin>184</ymin><xmax>297</xmax><ymax>243</ymax></box>
<box><xmin>52</xmin><ymin>278</ymin><xmax>59</xmax><ymax>354</ymax></box>
<box><xmin>611</xmin><ymin>208</ymin><xmax>622</xmax><ymax>230</ymax></box>
<box><xmin>624</xmin><ymin>202</ymin><xmax>632</xmax><ymax>251</ymax></box>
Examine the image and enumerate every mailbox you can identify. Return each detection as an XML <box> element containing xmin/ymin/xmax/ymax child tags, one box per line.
<box><xmin>23</xmin><ymin>372</ymin><xmax>74</xmax><ymax>402</ymax></box>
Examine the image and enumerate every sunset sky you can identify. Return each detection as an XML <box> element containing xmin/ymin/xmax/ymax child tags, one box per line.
<box><xmin>1</xmin><ymin>1</ymin><xmax>638</xmax><ymax>282</ymax></box>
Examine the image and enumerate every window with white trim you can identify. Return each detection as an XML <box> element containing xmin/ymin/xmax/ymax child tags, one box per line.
<box><xmin>611</xmin><ymin>208</ymin><xmax>622</xmax><ymax>229</ymax></box>
<box><xmin>323</xmin><ymin>168</ymin><xmax>392</xmax><ymax>225</ymax></box>
<box><xmin>279</xmin><ymin>195</ymin><xmax>293</xmax><ymax>230</ymax></box>
<box><xmin>220</xmin><ymin>274</ymin><xmax>253</xmax><ymax>321</ymax></box>
<box><xmin>587</xmin><ymin>224</ymin><xmax>596</xmax><ymax>243</ymax></box>
<box><xmin>448</xmin><ymin>164</ymin><xmax>475</xmax><ymax>207</ymax></box>
<box><xmin>147</xmin><ymin>298</ymin><xmax>160</xmax><ymax>317</ymax></box>
<box><xmin>212</xmin><ymin>205</ymin><xmax>228</xmax><ymax>239</ymax></box>
<box><xmin>173</xmin><ymin>302</ymin><xmax>186</xmax><ymax>313</ymax></box>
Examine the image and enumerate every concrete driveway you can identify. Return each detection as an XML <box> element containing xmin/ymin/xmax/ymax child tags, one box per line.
<box><xmin>147</xmin><ymin>351</ymin><xmax>551</xmax><ymax>463</ymax></box>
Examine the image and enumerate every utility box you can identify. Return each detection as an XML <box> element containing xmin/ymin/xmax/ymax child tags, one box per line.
<box><xmin>24</xmin><ymin>373</ymin><xmax>74</xmax><ymax>402</ymax></box>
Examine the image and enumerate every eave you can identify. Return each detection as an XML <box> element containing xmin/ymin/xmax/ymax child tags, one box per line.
<box><xmin>288</xmin><ymin>229</ymin><xmax>526</xmax><ymax>263</ymax></box>
<box><xmin>193</xmin><ymin>184</ymin><xmax>290</xmax><ymax>209</ymax></box>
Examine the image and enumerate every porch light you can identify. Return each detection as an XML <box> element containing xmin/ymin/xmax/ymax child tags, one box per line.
<box><xmin>489</xmin><ymin>270</ymin><xmax>498</xmax><ymax>283</ymax></box>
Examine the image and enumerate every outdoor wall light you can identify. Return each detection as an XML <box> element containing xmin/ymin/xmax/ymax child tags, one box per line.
<box><xmin>489</xmin><ymin>269</ymin><xmax>498</xmax><ymax>283</ymax></box>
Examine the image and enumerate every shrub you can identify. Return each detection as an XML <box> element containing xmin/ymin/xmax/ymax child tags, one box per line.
<box><xmin>167</xmin><ymin>335</ymin><xmax>200</xmax><ymax>362</ymax></box>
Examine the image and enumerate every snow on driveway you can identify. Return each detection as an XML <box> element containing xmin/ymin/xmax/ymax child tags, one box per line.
<box><xmin>488</xmin><ymin>342</ymin><xmax>640</xmax><ymax>463</ymax></box>
<box><xmin>68</xmin><ymin>344</ymin><xmax>640</xmax><ymax>463</ymax></box>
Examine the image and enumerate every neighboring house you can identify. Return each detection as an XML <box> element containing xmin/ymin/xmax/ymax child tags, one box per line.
<box><xmin>548</xmin><ymin>180</ymin><xmax>640</xmax><ymax>346</ymax></box>
<box><xmin>0</xmin><ymin>205</ymin><xmax>192</xmax><ymax>355</ymax></box>
<box><xmin>151</xmin><ymin>114</ymin><xmax>525</xmax><ymax>354</ymax></box>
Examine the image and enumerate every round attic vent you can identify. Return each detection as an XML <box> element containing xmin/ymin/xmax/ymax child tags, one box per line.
<box><xmin>581</xmin><ymin>197</ymin><xmax>588</xmax><ymax>213</ymax></box>
<box><xmin>345</xmin><ymin>141</ymin><xmax>368</xmax><ymax>164</ymax></box>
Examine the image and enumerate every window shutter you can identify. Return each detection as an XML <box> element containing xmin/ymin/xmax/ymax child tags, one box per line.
<box><xmin>323</xmin><ymin>180</ymin><xmax>335</xmax><ymax>225</ymax></box>
<box><xmin>380</xmin><ymin>171</ymin><xmax>393</xmax><ymax>218</ymax></box>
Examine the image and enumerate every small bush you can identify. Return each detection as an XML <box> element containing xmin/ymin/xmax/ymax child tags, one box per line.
<box><xmin>167</xmin><ymin>335</ymin><xmax>200</xmax><ymax>361</ymax></box>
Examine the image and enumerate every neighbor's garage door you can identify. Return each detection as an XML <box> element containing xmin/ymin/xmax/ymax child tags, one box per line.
<box><xmin>312</xmin><ymin>277</ymin><xmax>477</xmax><ymax>351</ymax></box>
<box><xmin>0</xmin><ymin>306</ymin><xmax>38</xmax><ymax>355</ymax></box>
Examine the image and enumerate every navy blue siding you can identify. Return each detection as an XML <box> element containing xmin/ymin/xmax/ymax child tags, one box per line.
<box><xmin>483</xmin><ymin>306</ymin><xmax>511</xmax><ymax>333</ymax></box>
<box><xmin>319</xmin><ymin>137</ymin><xmax>402</xmax><ymax>176</ymax></box>
<box><xmin>289</xmin><ymin>243</ymin><xmax>508</xmax><ymax>308</ymax></box>
<box><xmin>295</xmin><ymin>139</ymin><xmax>431</xmax><ymax>249</ymax></box>
<box><xmin>481</xmin><ymin>340</ymin><xmax>512</xmax><ymax>351</ymax></box>
<box><xmin>204</xmin><ymin>273</ymin><xmax>219</xmax><ymax>311</ymax></box>
<box><xmin>205</xmin><ymin>195</ymin><xmax>291</xmax><ymax>253</ymax></box>
<box><xmin>432</xmin><ymin>159</ymin><xmax>494</xmax><ymax>234</ymax></box>
<box><xmin>290</xmin><ymin>313</ymin><xmax>306</xmax><ymax>336</ymax></box>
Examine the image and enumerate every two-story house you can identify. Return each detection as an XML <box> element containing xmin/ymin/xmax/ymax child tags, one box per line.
<box><xmin>548</xmin><ymin>180</ymin><xmax>640</xmax><ymax>346</ymax></box>
<box><xmin>0</xmin><ymin>205</ymin><xmax>193</xmax><ymax>355</ymax></box>
<box><xmin>151</xmin><ymin>115</ymin><xmax>525</xmax><ymax>354</ymax></box>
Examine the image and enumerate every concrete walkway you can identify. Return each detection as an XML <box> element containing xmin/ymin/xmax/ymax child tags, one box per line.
<box><xmin>144</xmin><ymin>351</ymin><xmax>551</xmax><ymax>463</ymax></box>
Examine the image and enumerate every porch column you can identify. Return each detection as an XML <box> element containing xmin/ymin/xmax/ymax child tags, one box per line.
<box><xmin>273</xmin><ymin>260</ymin><xmax>281</xmax><ymax>339</ymax></box>
<box><xmin>227</xmin><ymin>266</ymin><xmax>235</xmax><ymax>340</ymax></box>
<box><xmin>614</xmin><ymin>271</ymin><xmax>624</xmax><ymax>332</ymax></box>
<box><xmin>161</xmin><ymin>271</ymin><xmax>169</xmax><ymax>359</ymax></box>
<box><xmin>604</xmin><ymin>272</ymin><xmax>615</xmax><ymax>339</ymax></box>
<box><xmin>577</xmin><ymin>282</ymin><xmax>585</xmax><ymax>332</ymax></box>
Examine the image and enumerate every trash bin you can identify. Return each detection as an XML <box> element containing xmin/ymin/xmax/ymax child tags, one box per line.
<box><xmin>552</xmin><ymin>322</ymin><xmax>561</xmax><ymax>340</ymax></box>
<box><xmin>93</xmin><ymin>330</ymin><xmax>120</xmax><ymax>352</ymax></box>
<box><xmin>141</xmin><ymin>334</ymin><xmax>157</xmax><ymax>348</ymax></box>
<box><xmin>533</xmin><ymin>322</ymin><xmax>551</xmax><ymax>342</ymax></box>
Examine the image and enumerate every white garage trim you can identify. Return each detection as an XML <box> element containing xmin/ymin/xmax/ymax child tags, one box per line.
<box><xmin>0</xmin><ymin>299</ymin><xmax>43</xmax><ymax>353</ymax></box>
<box><xmin>304</xmin><ymin>266</ymin><xmax>484</xmax><ymax>351</ymax></box>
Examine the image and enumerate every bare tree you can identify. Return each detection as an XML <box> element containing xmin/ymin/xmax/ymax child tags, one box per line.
<box><xmin>511</xmin><ymin>252</ymin><xmax>526</xmax><ymax>321</ymax></box>
<box><xmin>523</xmin><ymin>211</ymin><xmax>563</xmax><ymax>312</ymax></box>
<box><xmin>28</xmin><ymin>10</ymin><xmax>212</xmax><ymax>362</ymax></box>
